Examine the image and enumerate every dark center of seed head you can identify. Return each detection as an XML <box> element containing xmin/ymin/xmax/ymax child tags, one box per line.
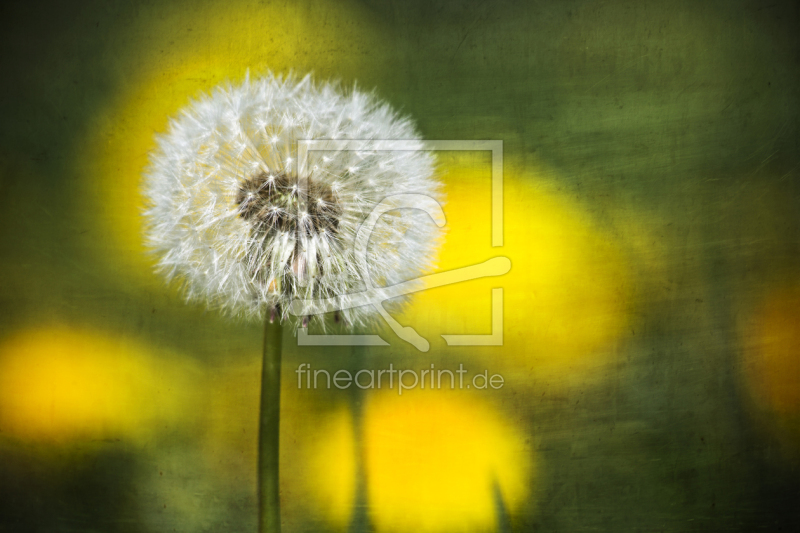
<box><xmin>235</xmin><ymin>171</ymin><xmax>341</xmax><ymax>236</ymax></box>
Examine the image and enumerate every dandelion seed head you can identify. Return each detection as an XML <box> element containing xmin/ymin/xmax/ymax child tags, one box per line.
<box><xmin>142</xmin><ymin>72</ymin><xmax>442</xmax><ymax>326</ymax></box>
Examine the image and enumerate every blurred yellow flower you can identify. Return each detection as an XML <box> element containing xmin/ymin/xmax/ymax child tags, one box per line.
<box><xmin>743</xmin><ymin>284</ymin><xmax>800</xmax><ymax>415</ymax></box>
<box><xmin>362</xmin><ymin>390</ymin><xmax>533</xmax><ymax>533</ymax></box>
<box><xmin>0</xmin><ymin>325</ymin><xmax>197</xmax><ymax>443</ymax></box>
<box><xmin>296</xmin><ymin>406</ymin><xmax>358</xmax><ymax>530</ymax></box>
<box><xmin>404</xmin><ymin>157</ymin><xmax>632</xmax><ymax>379</ymax></box>
<box><xmin>740</xmin><ymin>283</ymin><xmax>800</xmax><ymax>458</ymax></box>
<box><xmin>284</xmin><ymin>389</ymin><xmax>533</xmax><ymax>532</ymax></box>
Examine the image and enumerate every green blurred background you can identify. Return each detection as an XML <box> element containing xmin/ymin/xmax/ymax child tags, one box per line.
<box><xmin>0</xmin><ymin>0</ymin><xmax>798</xmax><ymax>531</ymax></box>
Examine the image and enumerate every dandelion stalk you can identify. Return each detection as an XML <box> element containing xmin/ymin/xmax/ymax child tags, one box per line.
<box><xmin>258</xmin><ymin>316</ymin><xmax>282</xmax><ymax>533</ymax></box>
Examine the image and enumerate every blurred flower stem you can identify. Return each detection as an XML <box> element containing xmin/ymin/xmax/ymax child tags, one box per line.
<box><xmin>258</xmin><ymin>317</ymin><xmax>283</xmax><ymax>533</ymax></box>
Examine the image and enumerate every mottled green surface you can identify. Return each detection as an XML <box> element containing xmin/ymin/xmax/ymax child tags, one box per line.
<box><xmin>1</xmin><ymin>0</ymin><xmax>798</xmax><ymax>531</ymax></box>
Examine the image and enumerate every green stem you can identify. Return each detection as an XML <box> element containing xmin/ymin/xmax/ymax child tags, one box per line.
<box><xmin>258</xmin><ymin>317</ymin><xmax>283</xmax><ymax>533</ymax></box>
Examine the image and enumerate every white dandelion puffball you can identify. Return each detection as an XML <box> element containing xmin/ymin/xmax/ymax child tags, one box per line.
<box><xmin>142</xmin><ymin>73</ymin><xmax>443</xmax><ymax>326</ymax></box>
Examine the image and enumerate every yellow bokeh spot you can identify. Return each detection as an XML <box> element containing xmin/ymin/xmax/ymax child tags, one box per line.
<box><xmin>78</xmin><ymin>0</ymin><xmax>383</xmax><ymax>284</ymax></box>
<box><xmin>363</xmin><ymin>391</ymin><xmax>533</xmax><ymax>533</ymax></box>
<box><xmin>298</xmin><ymin>406</ymin><xmax>358</xmax><ymax>529</ymax></box>
<box><xmin>405</xmin><ymin>157</ymin><xmax>631</xmax><ymax>375</ymax></box>
<box><xmin>0</xmin><ymin>325</ymin><xmax>196</xmax><ymax>443</ymax></box>
<box><xmin>742</xmin><ymin>284</ymin><xmax>800</xmax><ymax>415</ymax></box>
<box><xmin>739</xmin><ymin>282</ymin><xmax>800</xmax><ymax>460</ymax></box>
